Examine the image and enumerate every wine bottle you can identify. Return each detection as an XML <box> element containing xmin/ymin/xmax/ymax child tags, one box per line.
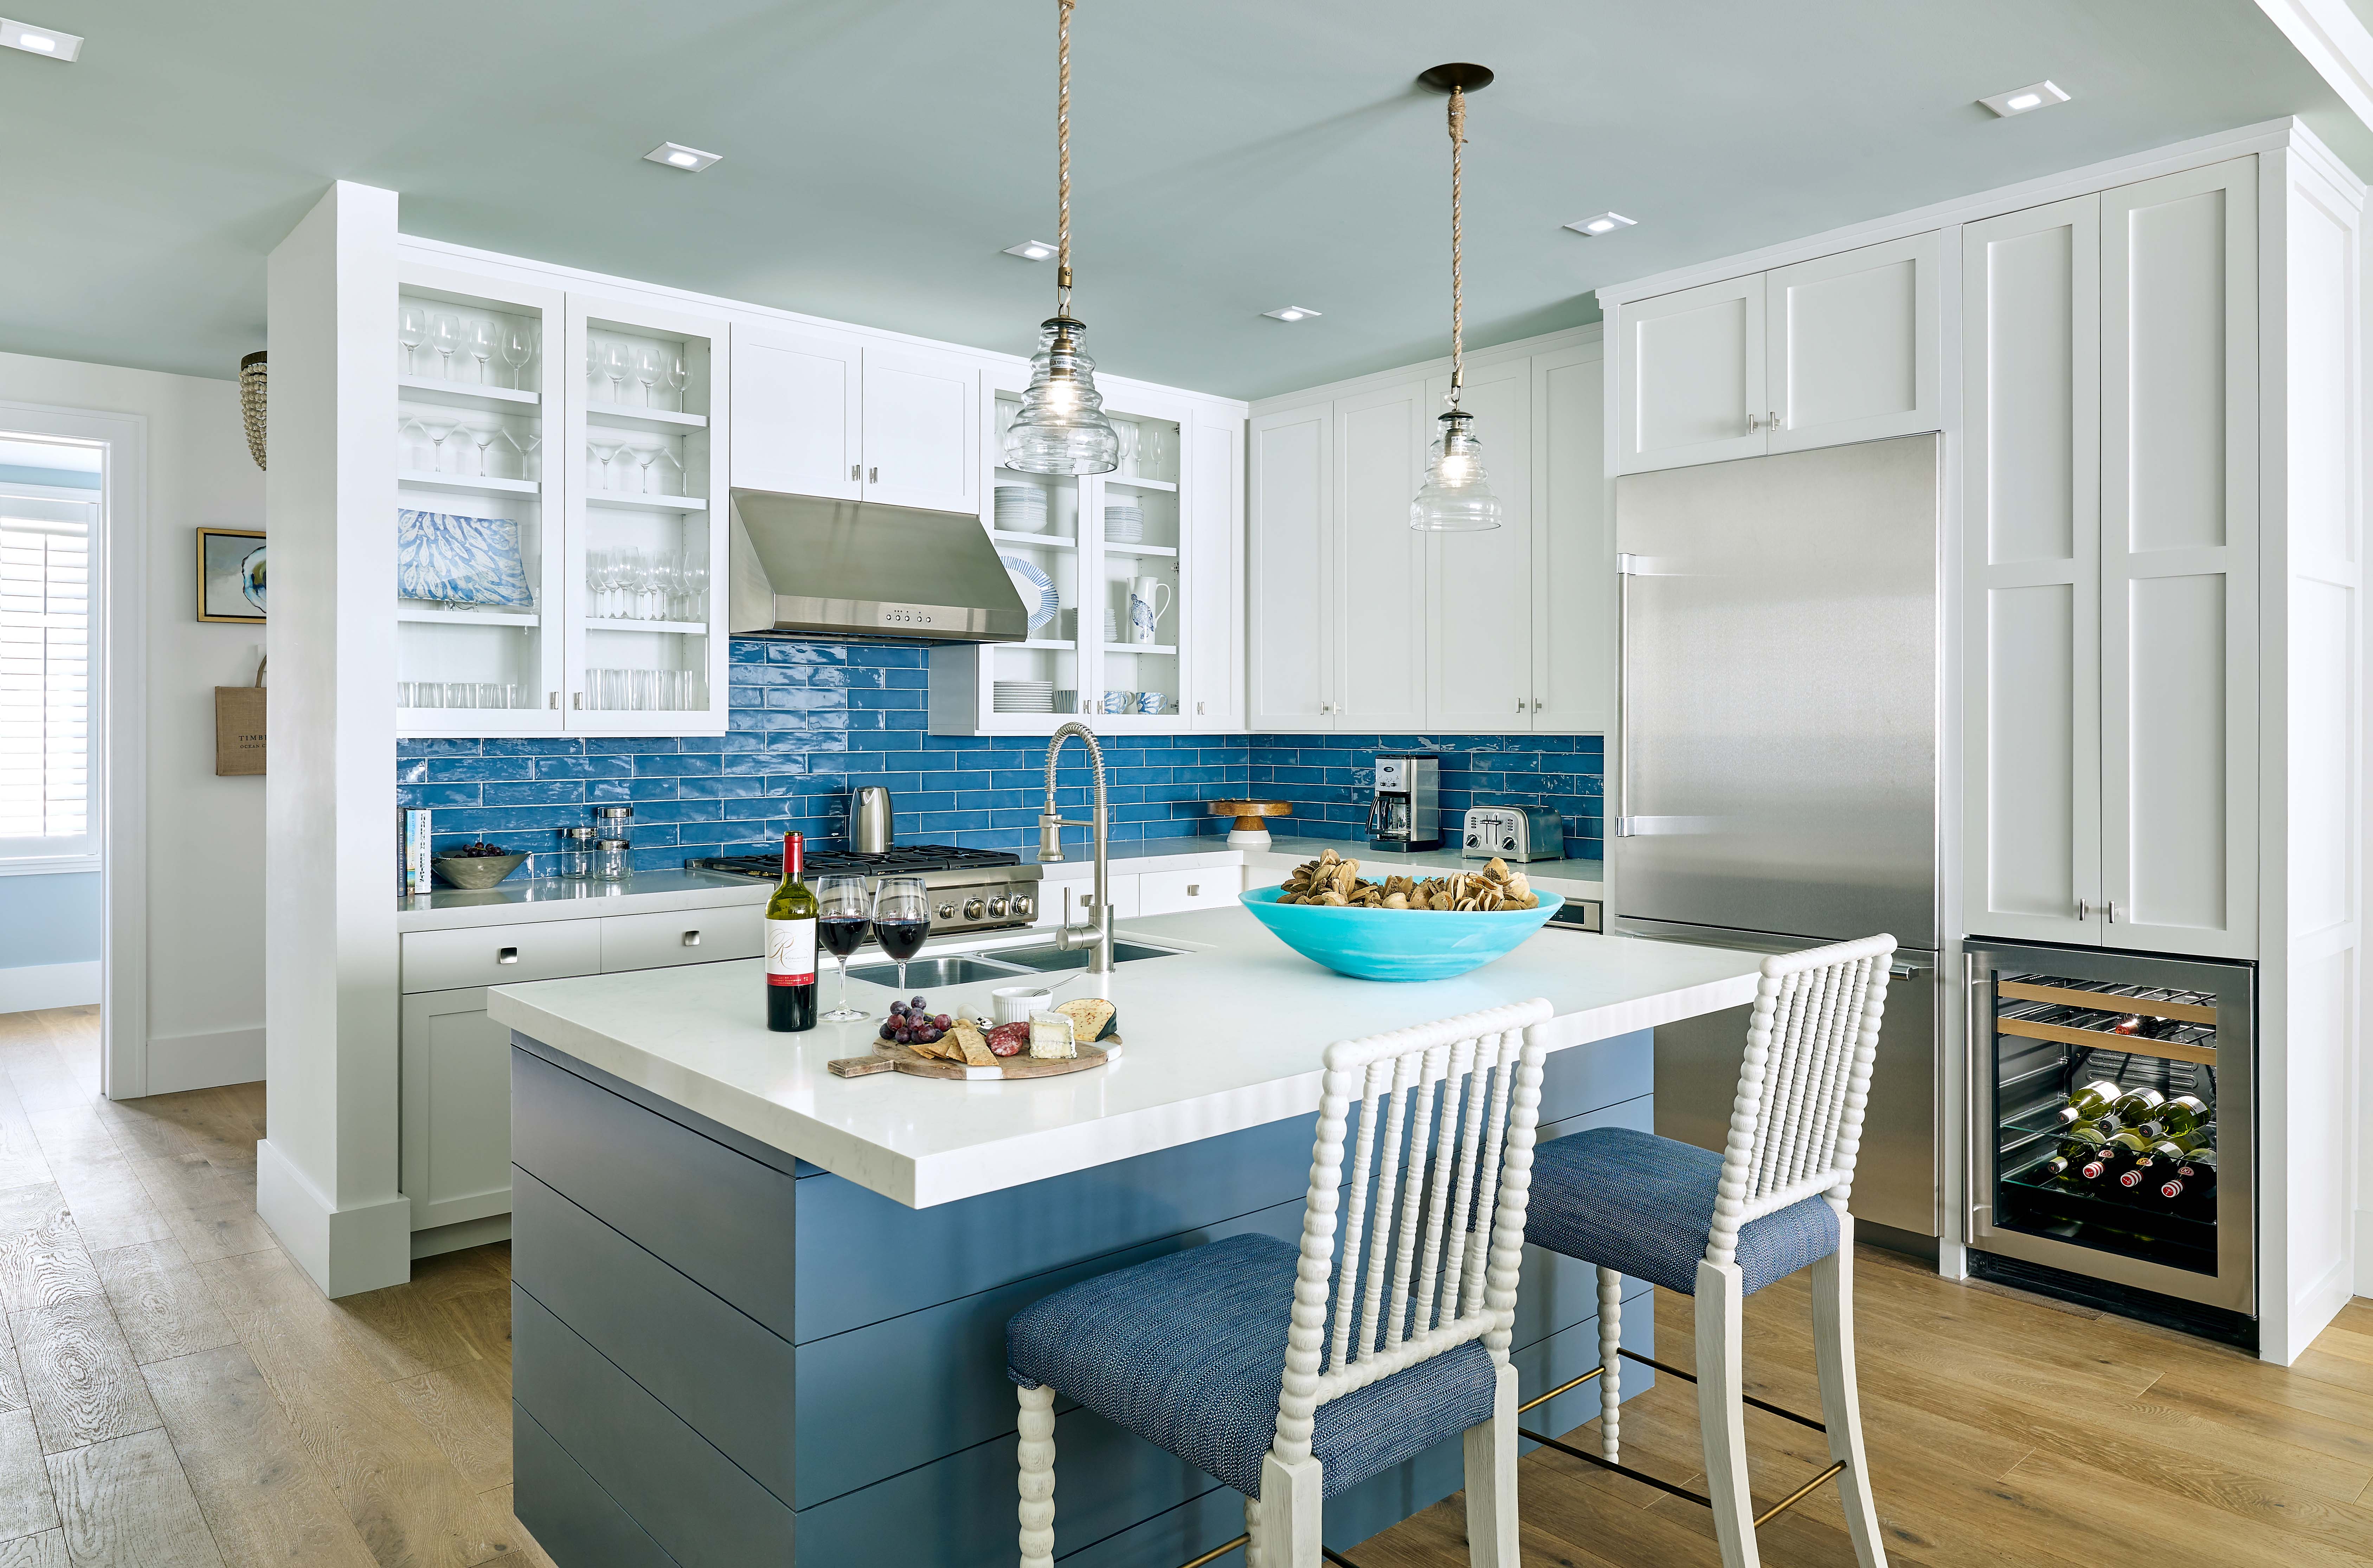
<box><xmin>2068</xmin><ymin>1079</ymin><xmax>2124</xmax><ymax>1118</ymax></box>
<box><xmin>2158</xmin><ymin>1147</ymin><xmax>2219</xmax><ymax>1215</ymax></box>
<box><xmin>765</xmin><ymin>831</ymin><xmax>819</xmax><ymax>1033</ymax></box>
<box><xmin>2060</xmin><ymin>1125</ymin><xmax>2118</xmax><ymax>1181</ymax></box>
<box><xmin>2118</xmin><ymin>1138</ymin><xmax>2192</xmax><ymax>1191</ymax></box>
<box><xmin>2108</xmin><ymin>1086</ymin><xmax>2165</xmax><ymax>1127</ymax></box>
<box><xmin>2144</xmin><ymin>1094</ymin><xmax>2211</xmax><ymax>1140</ymax></box>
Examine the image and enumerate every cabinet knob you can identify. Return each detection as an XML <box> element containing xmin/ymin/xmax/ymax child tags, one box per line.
<box><xmin>1516</xmin><ymin>698</ymin><xmax>1526</xmax><ymax>713</ymax></box>
<box><xmin>1530</xmin><ymin>698</ymin><xmax>1542</xmax><ymax>712</ymax></box>
<box><xmin>1746</xmin><ymin>413</ymin><xmax>1763</xmax><ymax>432</ymax></box>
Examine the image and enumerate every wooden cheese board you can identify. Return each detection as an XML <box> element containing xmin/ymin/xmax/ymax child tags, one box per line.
<box><xmin>828</xmin><ymin>1038</ymin><xmax>1122</xmax><ymax>1081</ymax></box>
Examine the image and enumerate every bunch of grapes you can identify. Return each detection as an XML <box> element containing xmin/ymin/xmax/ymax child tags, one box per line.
<box><xmin>880</xmin><ymin>996</ymin><xmax>954</xmax><ymax>1047</ymax></box>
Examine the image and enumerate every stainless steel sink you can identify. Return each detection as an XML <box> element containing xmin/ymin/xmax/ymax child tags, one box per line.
<box><xmin>982</xmin><ymin>940</ymin><xmax>1185</xmax><ymax>973</ymax></box>
<box><xmin>841</xmin><ymin>955</ymin><xmax>1033</xmax><ymax>988</ymax></box>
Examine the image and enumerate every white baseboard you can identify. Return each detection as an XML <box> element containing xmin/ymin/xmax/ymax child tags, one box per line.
<box><xmin>2356</xmin><ymin>1208</ymin><xmax>2373</xmax><ymax>1299</ymax></box>
<box><xmin>0</xmin><ymin>960</ymin><xmax>102</xmax><ymax>1014</ymax></box>
<box><xmin>254</xmin><ymin>1138</ymin><xmax>413</xmax><ymax>1298</ymax></box>
<box><xmin>145</xmin><ymin>1026</ymin><xmax>264</xmax><ymax>1095</ymax></box>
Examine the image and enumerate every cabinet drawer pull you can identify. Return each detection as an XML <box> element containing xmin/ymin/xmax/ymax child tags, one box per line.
<box><xmin>1185</xmin><ymin>884</ymin><xmax>1200</xmax><ymax>897</ymax></box>
<box><xmin>681</xmin><ymin>930</ymin><xmax>702</xmax><ymax>947</ymax></box>
<box><xmin>868</xmin><ymin>466</ymin><xmax>879</xmax><ymax>483</ymax></box>
<box><xmin>851</xmin><ymin>463</ymin><xmax>861</xmax><ymax>480</ymax></box>
<box><xmin>497</xmin><ymin>947</ymin><xmax>520</xmax><ymax>964</ymax></box>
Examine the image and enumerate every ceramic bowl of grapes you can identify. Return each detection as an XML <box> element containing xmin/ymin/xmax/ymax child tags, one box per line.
<box><xmin>432</xmin><ymin>842</ymin><xmax>529</xmax><ymax>890</ymax></box>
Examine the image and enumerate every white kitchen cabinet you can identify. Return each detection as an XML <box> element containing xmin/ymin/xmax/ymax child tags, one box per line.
<box><xmin>1961</xmin><ymin>194</ymin><xmax>2105</xmax><ymax>949</ymax></box>
<box><xmin>1137</xmin><ymin>866</ymin><xmax>1235</xmax><ymax>915</ymax></box>
<box><xmin>599</xmin><ymin>905</ymin><xmax>765</xmax><ymax>971</ymax></box>
<box><xmin>1616</xmin><ymin>273</ymin><xmax>1766</xmax><ymax>472</ymax></box>
<box><xmin>1035</xmin><ymin>871</ymin><xmax>1140</xmax><ymax>925</ymax></box>
<box><xmin>1250</xmin><ymin>337</ymin><xmax>1608</xmax><ymax>735</ymax></box>
<box><xmin>400</xmin><ymin>988</ymin><xmax>517</xmax><ymax>1232</ymax></box>
<box><xmin>1188</xmin><ymin>412</ymin><xmax>1246</xmax><ymax>730</ymax></box>
<box><xmin>1616</xmin><ymin>235</ymin><xmax>1941</xmax><ymax>474</ymax></box>
<box><xmin>1962</xmin><ymin>161</ymin><xmax>2260</xmax><ymax>960</ymax></box>
<box><xmin>1248</xmin><ymin>401</ymin><xmax>1335</xmax><ymax>729</ymax></box>
<box><xmin>861</xmin><ymin>348</ymin><xmax>981</xmax><ymax>514</ymax></box>
<box><xmin>1425</xmin><ymin>363</ymin><xmax>1533</xmax><ymax>731</ymax></box>
<box><xmin>728</xmin><ymin>329</ymin><xmax>980</xmax><ymax>515</ymax></box>
<box><xmin>1335</xmin><ymin>381</ymin><xmax>1430</xmax><ymax>732</ymax></box>
<box><xmin>1530</xmin><ymin>342</ymin><xmax>1611</xmax><ymax>732</ymax></box>
<box><xmin>562</xmin><ymin>293</ymin><xmax>731</xmax><ymax>735</ymax></box>
<box><xmin>730</xmin><ymin>329</ymin><xmax>861</xmax><ymax>500</ymax></box>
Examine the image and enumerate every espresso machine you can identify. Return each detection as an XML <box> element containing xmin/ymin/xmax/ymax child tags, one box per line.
<box><xmin>1369</xmin><ymin>754</ymin><xmax>1442</xmax><ymax>851</ymax></box>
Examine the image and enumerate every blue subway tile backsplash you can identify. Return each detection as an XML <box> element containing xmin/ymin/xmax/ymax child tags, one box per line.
<box><xmin>398</xmin><ymin>641</ymin><xmax>1603</xmax><ymax>874</ymax></box>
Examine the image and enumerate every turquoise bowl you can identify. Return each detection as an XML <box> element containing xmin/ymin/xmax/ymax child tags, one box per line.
<box><xmin>1238</xmin><ymin>885</ymin><xmax>1565</xmax><ymax>982</ymax></box>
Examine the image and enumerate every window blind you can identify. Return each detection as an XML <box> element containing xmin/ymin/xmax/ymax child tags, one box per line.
<box><xmin>0</xmin><ymin>495</ymin><xmax>95</xmax><ymax>855</ymax></box>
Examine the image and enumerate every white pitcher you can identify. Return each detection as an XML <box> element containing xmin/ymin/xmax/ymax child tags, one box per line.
<box><xmin>1127</xmin><ymin>576</ymin><xmax>1171</xmax><ymax>645</ymax></box>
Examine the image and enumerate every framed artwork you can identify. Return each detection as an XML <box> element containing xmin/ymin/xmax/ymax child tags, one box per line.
<box><xmin>198</xmin><ymin>527</ymin><xmax>266</xmax><ymax>623</ymax></box>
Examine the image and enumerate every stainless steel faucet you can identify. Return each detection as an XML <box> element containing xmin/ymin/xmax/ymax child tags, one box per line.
<box><xmin>1038</xmin><ymin>721</ymin><xmax>1114</xmax><ymax>975</ymax></box>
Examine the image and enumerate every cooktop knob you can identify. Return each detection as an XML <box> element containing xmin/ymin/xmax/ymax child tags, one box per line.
<box><xmin>936</xmin><ymin>902</ymin><xmax>958</xmax><ymax>921</ymax></box>
<box><xmin>986</xmin><ymin>895</ymin><xmax>1009</xmax><ymax>918</ymax></box>
<box><xmin>963</xmin><ymin>897</ymin><xmax>987</xmax><ymax>920</ymax></box>
<box><xmin>1012</xmin><ymin>893</ymin><xmax>1036</xmax><ymax>918</ymax></box>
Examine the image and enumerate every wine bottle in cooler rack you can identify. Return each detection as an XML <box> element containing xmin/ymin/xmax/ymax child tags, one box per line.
<box><xmin>2117</xmin><ymin>1138</ymin><xmax>2196</xmax><ymax>1193</ymax></box>
<box><xmin>2157</xmin><ymin>1147</ymin><xmax>2219</xmax><ymax>1217</ymax></box>
<box><xmin>2143</xmin><ymin>1094</ymin><xmax>2211</xmax><ymax>1140</ymax></box>
<box><xmin>2108</xmin><ymin>1086</ymin><xmax>2165</xmax><ymax>1127</ymax></box>
<box><xmin>2058</xmin><ymin>1125</ymin><xmax>2116</xmax><ymax>1182</ymax></box>
<box><xmin>2067</xmin><ymin>1079</ymin><xmax>2124</xmax><ymax>1119</ymax></box>
<box><xmin>766</xmin><ymin>831</ymin><xmax>819</xmax><ymax>1033</ymax></box>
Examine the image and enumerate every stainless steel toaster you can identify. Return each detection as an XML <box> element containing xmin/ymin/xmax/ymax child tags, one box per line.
<box><xmin>1461</xmin><ymin>803</ymin><xmax>1565</xmax><ymax>862</ymax></box>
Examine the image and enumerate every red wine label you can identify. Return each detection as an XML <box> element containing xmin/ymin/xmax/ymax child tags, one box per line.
<box><xmin>766</xmin><ymin>918</ymin><xmax>815</xmax><ymax>986</ymax></box>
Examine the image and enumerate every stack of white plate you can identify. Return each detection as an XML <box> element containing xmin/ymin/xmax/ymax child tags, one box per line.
<box><xmin>993</xmin><ymin>679</ymin><xmax>1057</xmax><ymax>714</ymax></box>
<box><xmin>996</xmin><ymin>486</ymin><xmax>1050</xmax><ymax>534</ymax></box>
<box><xmin>1104</xmin><ymin>502</ymin><xmax>1144</xmax><ymax>544</ymax></box>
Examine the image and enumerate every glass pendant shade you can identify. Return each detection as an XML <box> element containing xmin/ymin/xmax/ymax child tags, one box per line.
<box><xmin>1003</xmin><ymin>316</ymin><xmax>1119</xmax><ymax>475</ymax></box>
<box><xmin>1409</xmin><ymin>408</ymin><xmax>1501</xmax><ymax>530</ymax></box>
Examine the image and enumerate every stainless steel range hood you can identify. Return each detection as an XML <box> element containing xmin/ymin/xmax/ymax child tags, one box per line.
<box><xmin>727</xmin><ymin>489</ymin><xmax>1029</xmax><ymax>644</ymax></box>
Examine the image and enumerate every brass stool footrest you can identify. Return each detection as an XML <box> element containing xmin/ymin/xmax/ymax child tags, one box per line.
<box><xmin>1519</xmin><ymin>1428</ymin><xmax>1850</xmax><ymax>1530</ymax></box>
<box><xmin>1168</xmin><ymin>1532</ymin><xmax>1366</xmax><ymax>1568</ymax></box>
<box><xmin>1616</xmin><ymin>1348</ymin><xmax>1827</xmax><ymax>1433</ymax></box>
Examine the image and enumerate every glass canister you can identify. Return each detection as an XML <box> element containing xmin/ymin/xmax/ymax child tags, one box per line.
<box><xmin>553</xmin><ymin>825</ymin><xmax>596</xmax><ymax>880</ymax></box>
<box><xmin>593</xmin><ymin>838</ymin><xmax>632</xmax><ymax>881</ymax></box>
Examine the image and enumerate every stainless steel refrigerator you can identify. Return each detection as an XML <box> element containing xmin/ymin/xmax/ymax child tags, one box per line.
<box><xmin>1612</xmin><ymin>434</ymin><xmax>1942</xmax><ymax>1241</ymax></box>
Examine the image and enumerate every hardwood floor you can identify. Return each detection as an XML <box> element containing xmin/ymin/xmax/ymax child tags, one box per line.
<box><xmin>4</xmin><ymin>1001</ymin><xmax>2369</xmax><ymax>1568</ymax></box>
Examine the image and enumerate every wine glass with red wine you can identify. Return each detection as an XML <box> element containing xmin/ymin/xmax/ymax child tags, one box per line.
<box><xmin>870</xmin><ymin>876</ymin><xmax>931</xmax><ymax>1002</ymax></box>
<box><xmin>817</xmin><ymin>875</ymin><xmax>872</xmax><ymax>1022</ymax></box>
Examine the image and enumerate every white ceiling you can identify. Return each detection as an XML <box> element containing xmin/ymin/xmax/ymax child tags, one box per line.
<box><xmin>0</xmin><ymin>0</ymin><xmax>2359</xmax><ymax>400</ymax></box>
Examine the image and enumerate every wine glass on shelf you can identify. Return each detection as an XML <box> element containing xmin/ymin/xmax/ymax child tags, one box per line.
<box><xmin>817</xmin><ymin>875</ymin><xmax>872</xmax><ymax>1022</ymax></box>
<box><xmin>599</xmin><ymin>340</ymin><xmax>631</xmax><ymax>404</ymax></box>
<box><xmin>429</xmin><ymin>314</ymin><xmax>462</xmax><ymax>380</ymax></box>
<box><xmin>662</xmin><ymin>351</ymin><xmax>689</xmax><ymax>411</ymax></box>
<box><xmin>870</xmin><ymin>876</ymin><xmax>931</xmax><ymax>1005</ymax></box>
<box><xmin>468</xmin><ymin>320</ymin><xmax>497</xmax><ymax>385</ymax></box>
<box><xmin>399</xmin><ymin>307</ymin><xmax>427</xmax><ymax>375</ymax></box>
<box><xmin>500</xmin><ymin>324</ymin><xmax>534</xmax><ymax>389</ymax></box>
<box><xmin>633</xmin><ymin>346</ymin><xmax>661</xmax><ymax>408</ymax></box>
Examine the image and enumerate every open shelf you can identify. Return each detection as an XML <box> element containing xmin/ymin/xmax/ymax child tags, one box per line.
<box><xmin>1104</xmin><ymin>475</ymin><xmax>1177</xmax><ymax>492</ymax></box>
<box><xmin>992</xmin><ymin>530</ymin><xmax>1076</xmax><ymax>550</ymax></box>
<box><xmin>1013</xmin><ymin>638</ymin><xmax>1076</xmax><ymax>651</ymax></box>
<box><xmin>587</xmin><ymin>403</ymin><xmax>708</xmax><ymax>433</ymax></box>
<box><xmin>398</xmin><ymin>605</ymin><xmax>540</xmax><ymax>627</ymax></box>
<box><xmin>399</xmin><ymin>376</ymin><xmax>540</xmax><ymax>411</ymax></box>
<box><xmin>583</xmin><ymin>618</ymin><xmax>709</xmax><ymax>635</ymax></box>
<box><xmin>1102</xmin><ymin>542</ymin><xmax>1177</xmax><ymax>559</ymax></box>
<box><xmin>400</xmin><ymin>470</ymin><xmax>540</xmax><ymax>498</ymax></box>
<box><xmin>1102</xmin><ymin>642</ymin><xmax>1176</xmax><ymax>656</ymax></box>
<box><xmin>587</xmin><ymin>492</ymin><xmax>708</xmax><ymax>512</ymax></box>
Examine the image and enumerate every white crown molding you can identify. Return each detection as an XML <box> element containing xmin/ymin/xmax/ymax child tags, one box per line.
<box><xmin>1595</xmin><ymin>117</ymin><xmax>2326</xmax><ymax>309</ymax></box>
<box><xmin>2254</xmin><ymin>0</ymin><xmax>2373</xmax><ymax>134</ymax></box>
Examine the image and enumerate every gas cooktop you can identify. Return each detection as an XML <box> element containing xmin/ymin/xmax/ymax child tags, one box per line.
<box><xmin>690</xmin><ymin>846</ymin><xmax>1022</xmax><ymax>880</ymax></box>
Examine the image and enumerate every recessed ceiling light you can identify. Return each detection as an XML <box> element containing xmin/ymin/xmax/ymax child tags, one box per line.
<box><xmin>1563</xmin><ymin>211</ymin><xmax>1638</xmax><ymax>238</ymax></box>
<box><xmin>1979</xmin><ymin>80</ymin><xmax>2069</xmax><ymax>117</ymax></box>
<box><xmin>644</xmin><ymin>142</ymin><xmax>721</xmax><ymax>172</ymax></box>
<box><xmin>1262</xmin><ymin>306</ymin><xmax>1321</xmax><ymax>323</ymax></box>
<box><xmin>1002</xmin><ymin>240</ymin><xmax>1057</xmax><ymax>262</ymax></box>
<box><xmin>0</xmin><ymin>17</ymin><xmax>82</xmax><ymax>59</ymax></box>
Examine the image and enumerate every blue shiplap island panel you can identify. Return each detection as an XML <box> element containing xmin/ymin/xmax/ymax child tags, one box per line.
<box><xmin>509</xmin><ymin>1030</ymin><xmax>1657</xmax><ymax>1568</ymax></box>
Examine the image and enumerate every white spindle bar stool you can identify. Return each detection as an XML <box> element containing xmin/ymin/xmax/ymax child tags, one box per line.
<box><xmin>1515</xmin><ymin>934</ymin><xmax>1896</xmax><ymax>1568</ymax></box>
<box><xmin>1006</xmin><ymin>998</ymin><xmax>1557</xmax><ymax>1568</ymax></box>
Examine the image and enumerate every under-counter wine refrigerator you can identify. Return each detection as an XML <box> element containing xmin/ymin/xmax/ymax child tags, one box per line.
<box><xmin>1965</xmin><ymin>941</ymin><xmax>2253</xmax><ymax>1337</ymax></box>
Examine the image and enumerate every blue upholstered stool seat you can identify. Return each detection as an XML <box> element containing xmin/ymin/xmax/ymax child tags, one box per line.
<box><xmin>1525</xmin><ymin>1127</ymin><xmax>1840</xmax><ymax>1296</ymax></box>
<box><xmin>1007</xmin><ymin>1232</ymin><xmax>1500</xmax><ymax>1499</ymax></box>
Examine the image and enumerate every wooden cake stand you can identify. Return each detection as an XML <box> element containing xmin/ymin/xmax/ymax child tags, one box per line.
<box><xmin>1209</xmin><ymin>799</ymin><xmax>1292</xmax><ymax>849</ymax></box>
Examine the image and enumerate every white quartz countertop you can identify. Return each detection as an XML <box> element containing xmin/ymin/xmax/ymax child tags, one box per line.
<box><xmin>486</xmin><ymin>904</ymin><xmax>1746</xmax><ymax>1210</ymax></box>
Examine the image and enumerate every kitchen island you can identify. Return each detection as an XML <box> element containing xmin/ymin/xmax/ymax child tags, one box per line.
<box><xmin>488</xmin><ymin>905</ymin><xmax>1760</xmax><ymax>1568</ymax></box>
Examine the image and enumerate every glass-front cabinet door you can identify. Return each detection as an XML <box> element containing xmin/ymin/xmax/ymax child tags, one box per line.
<box><xmin>1087</xmin><ymin>394</ymin><xmax>1188</xmax><ymax>731</ymax></box>
<box><xmin>395</xmin><ymin>266</ymin><xmax>567</xmax><ymax>735</ymax></box>
<box><xmin>561</xmin><ymin>294</ymin><xmax>730</xmax><ymax>735</ymax></box>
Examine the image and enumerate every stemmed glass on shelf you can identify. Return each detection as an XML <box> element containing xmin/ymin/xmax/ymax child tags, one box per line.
<box><xmin>662</xmin><ymin>351</ymin><xmax>689</xmax><ymax>411</ymax></box>
<box><xmin>870</xmin><ymin>877</ymin><xmax>931</xmax><ymax>1003</ymax></box>
<box><xmin>429</xmin><ymin>314</ymin><xmax>462</xmax><ymax>379</ymax></box>
<box><xmin>499</xmin><ymin>324</ymin><xmax>534</xmax><ymax>389</ymax></box>
<box><xmin>633</xmin><ymin>346</ymin><xmax>662</xmax><ymax>408</ymax></box>
<box><xmin>467</xmin><ymin>321</ymin><xmax>497</xmax><ymax>386</ymax></box>
<box><xmin>599</xmin><ymin>340</ymin><xmax>631</xmax><ymax>405</ymax></box>
<box><xmin>399</xmin><ymin>307</ymin><xmax>427</xmax><ymax>375</ymax></box>
<box><xmin>816</xmin><ymin>875</ymin><xmax>873</xmax><ymax>1021</ymax></box>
